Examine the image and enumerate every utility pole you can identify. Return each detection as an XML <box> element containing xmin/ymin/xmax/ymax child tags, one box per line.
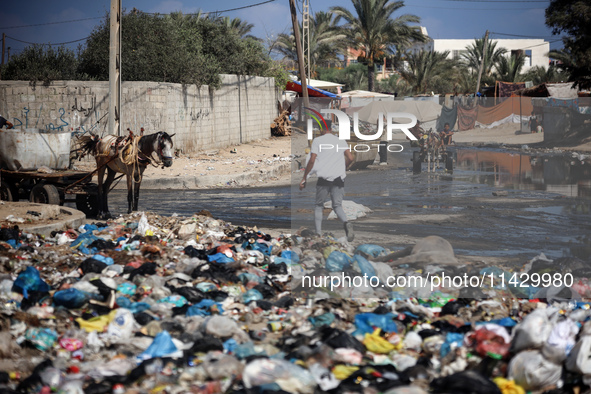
<box><xmin>302</xmin><ymin>0</ymin><xmax>310</xmax><ymax>81</ymax></box>
<box><xmin>109</xmin><ymin>0</ymin><xmax>122</xmax><ymax>136</ymax></box>
<box><xmin>475</xmin><ymin>30</ymin><xmax>489</xmax><ymax>99</ymax></box>
<box><xmin>289</xmin><ymin>0</ymin><xmax>309</xmax><ymax>108</ymax></box>
<box><xmin>1</xmin><ymin>33</ymin><xmax>5</xmax><ymax>66</ymax></box>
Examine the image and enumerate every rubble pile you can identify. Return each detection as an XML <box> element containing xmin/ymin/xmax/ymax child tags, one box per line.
<box><xmin>0</xmin><ymin>212</ymin><xmax>589</xmax><ymax>393</ymax></box>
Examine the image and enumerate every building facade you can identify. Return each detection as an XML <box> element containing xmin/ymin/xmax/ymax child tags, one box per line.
<box><xmin>410</xmin><ymin>28</ymin><xmax>549</xmax><ymax>71</ymax></box>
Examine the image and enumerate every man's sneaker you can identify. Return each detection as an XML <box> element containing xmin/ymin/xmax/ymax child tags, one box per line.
<box><xmin>344</xmin><ymin>222</ymin><xmax>355</xmax><ymax>242</ymax></box>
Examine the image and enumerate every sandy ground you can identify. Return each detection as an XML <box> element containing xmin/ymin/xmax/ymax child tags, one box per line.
<box><xmin>72</xmin><ymin>123</ymin><xmax>590</xmax><ymax>188</ymax></box>
<box><xmin>74</xmin><ymin>136</ymin><xmax>295</xmax><ymax>186</ymax></box>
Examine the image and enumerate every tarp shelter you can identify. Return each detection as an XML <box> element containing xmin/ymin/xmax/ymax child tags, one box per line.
<box><xmin>285</xmin><ymin>81</ymin><xmax>340</xmax><ymax>98</ymax></box>
<box><xmin>306</xmin><ymin>79</ymin><xmax>344</xmax><ymax>90</ymax></box>
<box><xmin>513</xmin><ymin>82</ymin><xmax>579</xmax><ymax>99</ymax></box>
<box><xmin>340</xmin><ymin>90</ymin><xmax>393</xmax><ymax>98</ymax></box>
<box><xmin>340</xmin><ymin>90</ymin><xmax>395</xmax><ymax>109</ymax></box>
<box><xmin>546</xmin><ymin>83</ymin><xmax>579</xmax><ymax>99</ymax></box>
<box><xmin>356</xmin><ymin>100</ymin><xmax>442</xmax><ymax>127</ymax></box>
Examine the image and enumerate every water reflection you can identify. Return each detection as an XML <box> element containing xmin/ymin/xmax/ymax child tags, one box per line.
<box><xmin>455</xmin><ymin>149</ymin><xmax>591</xmax><ymax>198</ymax></box>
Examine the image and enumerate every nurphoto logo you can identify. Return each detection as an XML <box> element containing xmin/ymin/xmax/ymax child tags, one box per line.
<box><xmin>305</xmin><ymin>107</ymin><xmax>419</xmax><ymax>141</ymax></box>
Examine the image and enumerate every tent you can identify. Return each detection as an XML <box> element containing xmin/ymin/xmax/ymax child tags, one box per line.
<box><xmin>356</xmin><ymin>100</ymin><xmax>442</xmax><ymax>124</ymax></box>
<box><xmin>340</xmin><ymin>90</ymin><xmax>393</xmax><ymax>98</ymax></box>
<box><xmin>306</xmin><ymin>79</ymin><xmax>344</xmax><ymax>90</ymax></box>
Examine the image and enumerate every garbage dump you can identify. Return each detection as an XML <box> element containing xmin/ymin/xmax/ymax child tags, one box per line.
<box><xmin>0</xmin><ymin>211</ymin><xmax>589</xmax><ymax>393</ymax></box>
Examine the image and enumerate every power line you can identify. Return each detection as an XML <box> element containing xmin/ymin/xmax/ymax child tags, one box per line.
<box><xmin>406</xmin><ymin>4</ymin><xmax>544</xmax><ymax>10</ymax></box>
<box><xmin>145</xmin><ymin>0</ymin><xmax>277</xmax><ymax>15</ymax></box>
<box><xmin>440</xmin><ymin>0</ymin><xmax>548</xmax><ymax>2</ymax></box>
<box><xmin>3</xmin><ymin>17</ymin><xmax>103</xmax><ymax>30</ymax></box>
<box><xmin>491</xmin><ymin>32</ymin><xmax>559</xmax><ymax>39</ymax></box>
<box><xmin>5</xmin><ymin>0</ymin><xmax>277</xmax><ymax>32</ymax></box>
<box><xmin>5</xmin><ymin>35</ymin><xmax>90</xmax><ymax>46</ymax></box>
<box><xmin>519</xmin><ymin>38</ymin><xmax>562</xmax><ymax>49</ymax></box>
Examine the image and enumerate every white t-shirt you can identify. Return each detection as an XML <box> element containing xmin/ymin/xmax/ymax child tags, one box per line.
<box><xmin>310</xmin><ymin>133</ymin><xmax>349</xmax><ymax>181</ymax></box>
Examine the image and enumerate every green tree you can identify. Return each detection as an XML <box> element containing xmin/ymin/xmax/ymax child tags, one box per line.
<box><xmin>1</xmin><ymin>45</ymin><xmax>80</xmax><ymax>86</ymax></box>
<box><xmin>77</xmin><ymin>10</ymin><xmax>286</xmax><ymax>88</ymax></box>
<box><xmin>275</xmin><ymin>11</ymin><xmax>346</xmax><ymax>78</ymax></box>
<box><xmin>220</xmin><ymin>16</ymin><xmax>256</xmax><ymax>39</ymax></box>
<box><xmin>461</xmin><ymin>37</ymin><xmax>508</xmax><ymax>86</ymax></box>
<box><xmin>452</xmin><ymin>64</ymin><xmax>478</xmax><ymax>94</ymax></box>
<box><xmin>398</xmin><ymin>50</ymin><xmax>453</xmax><ymax>94</ymax></box>
<box><xmin>546</xmin><ymin>0</ymin><xmax>591</xmax><ymax>88</ymax></box>
<box><xmin>317</xmin><ymin>63</ymin><xmax>368</xmax><ymax>91</ymax></box>
<box><xmin>523</xmin><ymin>64</ymin><xmax>568</xmax><ymax>86</ymax></box>
<box><xmin>331</xmin><ymin>0</ymin><xmax>424</xmax><ymax>92</ymax></box>
<box><xmin>494</xmin><ymin>53</ymin><xmax>526</xmax><ymax>83</ymax></box>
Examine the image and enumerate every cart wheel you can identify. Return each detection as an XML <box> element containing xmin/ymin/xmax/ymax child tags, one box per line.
<box><xmin>30</xmin><ymin>183</ymin><xmax>61</xmax><ymax>205</ymax></box>
<box><xmin>76</xmin><ymin>194</ymin><xmax>99</xmax><ymax>218</ymax></box>
<box><xmin>0</xmin><ymin>181</ymin><xmax>19</xmax><ymax>202</ymax></box>
<box><xmin>412</xmin><ymin>151</ymin><xmax>422</xmax><ymax>174</ymax></box>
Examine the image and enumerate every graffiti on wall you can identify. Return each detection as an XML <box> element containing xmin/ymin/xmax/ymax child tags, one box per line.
<box><xmin>12</xmin><ymin>95</ymin><xmax>102</xmax><ymax>134</ymax></box>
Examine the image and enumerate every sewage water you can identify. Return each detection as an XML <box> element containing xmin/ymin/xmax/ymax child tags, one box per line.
<box><xmin>105</xmin><ymin>145</ymin><xmax>591</xmax><ymax>263</ymax></box>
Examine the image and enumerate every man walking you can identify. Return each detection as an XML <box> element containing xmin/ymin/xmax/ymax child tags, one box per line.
<box><xmin>300</xmin><ymin>127</ymin><xmax>355</xmax><ymax>241</ymax></box>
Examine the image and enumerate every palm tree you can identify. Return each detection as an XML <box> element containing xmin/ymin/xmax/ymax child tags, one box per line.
<box><xmin>275</xmin><ymin>11</ymin><xmax>346</xmax><ymax>78</ymax></box>
<box><xmin>522</xmin><ymin>64</ymin><xmax>568</xmax><ymax>85</ymax></box>
<box><xmin>547</xmin><ymin>47</ymin><xmax>588</xmax><ymax>87</ymax></box>
<box><xmin>494</xmin><ymin>53</ymin><xmax>526</xmax><ymax>83</ymax></box>
<box><xmin>461</xmin><ymin>37</ymin><xmax>507</xmax><ymax>85</ymax></box>
<box><xmin>452</xmin><ymin>64</ymin><xmax>478</xmax><ymax>94</ymax></box>
<box><xmin>220</xmin><ymin>16</ymin><xmax>256</xmax><ymax>39</ymax></box>
<box><xmin>331</xmin><ymin>0</ymin><xmax>424</xmax><ymax>92</ymax></box>
<box><xmin>398</xmin><ymin>50</ymin><xmax>453</xmax><ymax>94</ymax></box>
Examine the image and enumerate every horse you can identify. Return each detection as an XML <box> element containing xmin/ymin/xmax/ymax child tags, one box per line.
<box><xmin>419</xmin><ymin>129</ymin><xmax>444</xmax><ymax>172</ymax></box>
<box><xmin>79</xmin><ymin>130</ymin><xmax>174</xmax><ymax>218</ymax></box>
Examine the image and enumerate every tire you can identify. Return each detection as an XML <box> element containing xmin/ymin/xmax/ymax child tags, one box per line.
<box><xmin>76</xmin><ymin>193</ymin><xmax>99</xmax><ymax>218</ymax></box>
<box><xmin>30</xmin><ymin>183</ymin><xmax>61</xmax><ymax>205</ymax></box>
<box><xmin>0</xmin><ymin>181</ymin><xmax>18</xmax><ymax>202</ymax></box>
<box><xmin>413</xmin><ymin>151</ymin><xmax>422</xmax><ymax>174</ymax></box>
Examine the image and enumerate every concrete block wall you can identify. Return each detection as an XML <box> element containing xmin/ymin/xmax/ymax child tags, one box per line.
<box><xmin>0</xmin><ymin>74</ymin><xmax>278</xmax><ymax>154</ymax></box>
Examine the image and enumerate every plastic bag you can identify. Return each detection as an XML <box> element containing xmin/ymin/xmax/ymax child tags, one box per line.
<box><xmin>566</xmin><ymin>335</ymin><xmax>591</xmax><ymax>374</ymax></box>
<box><xmin>53</xmin><ymin>288</ymin><xmax>89</xmax><ymax>309</ymax></box>
<box><xmin>492</xmin><ymin>378</ymin><xmax>525</xmax><ymax>394</ymax></box>
<box><xmin>105</xmin><ymin>308</ymin><xmax>137</xmax><ymax>340</ymax></box>
<box><xmin>431</xmin><ymin>370</ymin><xmax>502</xmax><ymax>394</ymax></box>
<box><xmin>137</xmin><ymin>331</ymin><xmax>179</xmax><ymax>362</ymax></box>
<box><xmin>507</xmin><ymin>350</ymin><xmax>562</xmax><ymax>392</ymax></box>
<box><xmin>355</xmin><ymin>244</ymin><xmax>386</xmax><ymax>258</ymax></box>
<box><xmin>25</xmin><ymin>327</ymin><xmax>58</xmax><ymax>351</ymax></box>
<box><xmin>242</xmin><ymin>289</ymin><xmax>263</xmax><ymax>304</ymax></box>
<box><xmin>242</xmin><ymin>358</ymin><xmax>315</xmax><ymax>392</ymax></box>
<box><xmin>91</xmin><ymin>254</ymin><xmax>114</xmax><ymax>266</ymax></box>
<box><xmin>308</xmin><ymin>312</ymin><xmax>335</xmax><ymax>328</ymax></box>
<box><xmin>281</xmin><ymin>250</ymin><xmax>300</xmax><ymax>263</ymax></box>
<box><xmin>440</xmin><ymin>332</ymin><xmax>464</xmax><ymax>357</ymax></box>
<box><xmin>353</xmin><ymin>254</ymin><xmax>378</xmax><ymax>278</ymax></box>
<box><xmin>363</xmin><ymin>328</ymin><xmax>395</xmax><ymax>354</ymax></box>
<box><xmin>309</xmin><ymin>363</ymin><xmax>340</xmax><ymax>391</ymax></box>
<box><xmin>325</xmin><ymin>251</ymin><xmax>353</xmax><ymax>272</ymax></box>
<box><xmin>510</xmin><ymin>309</ymin><xmax>554</xmax><ymax>353</ymax></box>
<box><xmin>205</xmin><ymin>316</ymin><xmax>239</xmax><ymax>338</ymax></box>
<box><xmin>186</xmin><ymin>299</ymin><xmax>224</xmax><ymax>317</ymax></box>
<box><xmin>354</xmin><ymin>313</ymin><xmax>398</xmax><ymax>336</ymax></box>
<box><xmin>546</xmin><ymin>319</ymin><xmax>579</xmax><ymax>360</ymax></box>
<box><xmin>12</xmin><ymin>266</ymin><xmax>50</xmax><ymax>298</ymax></box>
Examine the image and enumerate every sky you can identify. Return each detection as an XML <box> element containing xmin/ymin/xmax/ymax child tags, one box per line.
<box><xmin>2</xmin><ymin>0</ymin><xmax>562</xmax><ymax>59</ymax></box>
